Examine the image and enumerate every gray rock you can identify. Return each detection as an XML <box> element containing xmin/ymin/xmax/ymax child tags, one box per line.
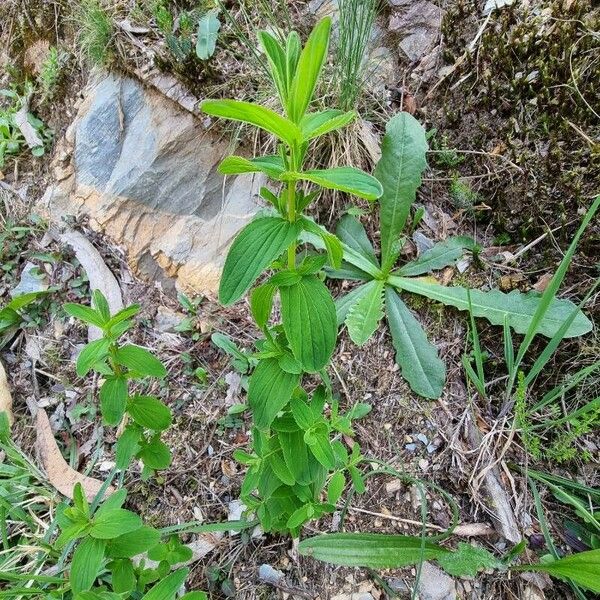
<box><xmin>258</xmin><ymin>564</ymin><xmax>284</xmax><ymax>585</ymax></box>
<box><xmin>42</xmin><ymin>72</ymin><xmax>263</xmax><ymax>296</ymax></box>
<box><xmin>417</xmin><ymin>562</ymin><xmax>456</xmax><ymax>600</ymax></box>
<box><xmin>155</xmin><ymin>306</ymin><xmax>185</xmax><ymax>333</ymax></box>
<box><xmin>389</xmin><ymin>1</ymin><xmax>444</xmax><ymax>62</ymax></box>
<box><xmin>12</xmin><ymin>261</ymin><xmax>48</xmax><ymax>295</ymax></box>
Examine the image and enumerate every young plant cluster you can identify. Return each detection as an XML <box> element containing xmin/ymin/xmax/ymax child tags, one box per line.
<box><xmin>65</xmin><ymin>290</ymin><xmax>172</xmax><ymax>477</ymax></box>
<box><xmin>201</xmin><ymin>17</ymin><xmax>383</xmax><ymax>533</ymax></box>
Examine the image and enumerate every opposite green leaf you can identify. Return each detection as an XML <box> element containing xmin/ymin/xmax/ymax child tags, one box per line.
<box><xmin>345</xmin><ymin>279</ymin><xmax>385</xmax><ymax>346</ymax></box>
<box><xmin>280</xmin><ymin>275</ymin><xmax>337</xmax><ymax>372</ymax></box>
<box><xmin>201</xmin><ymin>99</ymin><xmax>302</xmax><ymax>147</ymax></box>
<box><xmin>141</xmin><ymin>568</ymin><xmax>190</xmax><ymax>600</ymax></box>
<box><xmin>297</xmin><ymin>167</ymin><xmax>383</xmax><ymax>201</ymax></box>
<box><xmin>70</xmin><ymin>537</ymin><xmax>106</xmax><ymax>593</ymax></box>
<box><xmin>248</xmin><ymin>358</ymin><xmax>300</xmax><ymax>430</ymax></box>
<box><xmin>218</xmin><ymin>155</ymin><xmax>285</xmax><ymax>179</ymax></box>
<box><xmin>298</xmin><ymin>533</ymin><xmax>449</xmax><ymax>568</ymax></box>
<box><xmin>385</xmin><ymin>286</ymin><xmax>445</xmax><ymax>399</ymax></box>
<box><xmin>301</xmin><ymin>109</ymin><xmax>355</xmax><ymax>140</ymax></box>
<box><xmin>374</xmin><ymin>112</ymin><xmax>428</xmax><ymax>271</ymax></box>
<box><xmin>76</xmin><ymin>338</ymin><xmax>111</xmax><ymax>378</ymax></box>
<box><xmin>219</xmin><ymin>217</ymin><xmax>300</xmax><ymax>305</ymax></box>
<box><xmin>99</xmin><ymin>377</ymin><xmax>128</xmax><ymax>425</ymax></box>
<box><xmin>114</xmin><ymin>345</ymin><xmax>166</xmax><ymax>378</ymax></box>
<box><xmin>258</xmin><ymin>30</ymin><xmax>289</xmax><ymax>105</ymax></box>
<box><xmin>389</xmin><ymin>276</ymin><xmax>593</xmax><ymax>338</ymax></box>
<box><xmin>127</xmin><ymin>395</ymin><xmax>172</xmax><ymax>431</ymax></box>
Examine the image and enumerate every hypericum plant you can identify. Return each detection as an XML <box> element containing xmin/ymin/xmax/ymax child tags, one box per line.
<box><xmin>201</xmin><ymin>17</ymin><xmax>382</xmax><ymax>534</ymax></box>
<box><xmin>0</xmin><ymin>291</ymin><xmax>46</xmax><ymax>349</ymax></box>
<box><xmin>64</xmin><ymin>290</ymin><xmax>172</xmax><ymax>478</ymax></box>
<box><xmin>329</xmin><ymin>112</ymin><xmax>593</xmax><ymax>399</ymax></box>
<box><xmin>47</xmin><ymin>483</ymin><xmax>206</xmax><ymax>598</ymax></box>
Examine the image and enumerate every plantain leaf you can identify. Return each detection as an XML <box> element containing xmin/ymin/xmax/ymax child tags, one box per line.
<box><xmin>385</xmin><ymin>286</ymin><xmax>445</xmax><ymax>399</ymax></box>
<box><xmin>201</xmin><ymin>99</ymin><xmax>302</xmax><ymax>147</ymax></box>
<box><xmin>248</xmin><ymin>358</ymin><xmax>300</xmax><ymax>430</ymax></box>
<box><xmin>219</xmin><ymin>217</ymin><xmax>300</xmax><ymax>305</ymax></box>
<box><xmin>280</xmin><ymin>276</ymin><xmax>337</xmax><ymax>372</ymax></box>
<box><xmin>336</xmin><ymin>214</ymin><xmax>379</xmax><ymax>267</ymax></box>
<box><xmin>301</xmin><ymin>109</ymin><xmax>355</xmax><ymax>140</ymax></box>
<box><xmin>374</xmin><ymin>112</ymin><xmax>428</xmax><ymax>271</ymax></box>
<box><xmin>522</xmin><ymin>549</ymin><xmax>600</xmax><ymax>593</ymax></box>
<box><xmin>397</xmin><ymin>236</ymin><xmax>474</xmax><ymax>276</ymax></box>
<box><xmin>389</xmin><ymin>276</ymin><xmax>593</xmax><ymax>338</ymax></box>
<box><xmin>437</xmin><ymin>543</ymin><xmax>503</xmax><ymax>577</ymax></box>
<box><xmin>345</xmin><ymin>279</ymin><xmax>385</xmax><ymax>346</ymax></box>
<box><xmin>335</xmin><ymin>282</ymin><xmax>375</xmax><ymax>326</ymax></box>
<box><xmin>287</xmin><ymin>17</ymin><xmax>331</xmax><ymax>122</ymax></box>
<box><xmin>218</xmin><ymin>155</ymin><xmax>285</xmax><ymax>179</ymax></box>
<box><xmin>296</xmin><ymin>167</ymin><xmax>383</xmax><ymax>201</ymax></box>
<box><xmin>298</xmin><ymin>533</ymin><xmax>449</xmax><ymax>568</ymax></box>
<box><xmin>195</xmin><ymin>10</ymin><xmax>221</xmax><ymax>60</ymax></box>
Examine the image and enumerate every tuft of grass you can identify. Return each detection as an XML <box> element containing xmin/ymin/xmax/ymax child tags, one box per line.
<box><xmin>335</xmin><ymin>0</ymin><xmax>380</xmax><ymax>111</ymax></box>
<box><xmin>74</xmin><ymin>0</ymin><xmax>114</xmax><ymax>66</ymax></box>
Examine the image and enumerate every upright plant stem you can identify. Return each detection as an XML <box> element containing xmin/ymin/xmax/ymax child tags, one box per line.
<box><xmin>287</xmin><ymin>146</ymin><xmax>298</xmax><ymax>269</ymax></box>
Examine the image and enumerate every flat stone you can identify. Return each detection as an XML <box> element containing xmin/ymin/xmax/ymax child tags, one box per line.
<box><xmin>41</xmin><ymin>72</ymin><xmax>263</xmax><ymax>296</ymax></box>
<box><xmin>417</xmin><ymin>562</ymin><xmax>456</xmax><ymax>600</ymax></box>
<box><xmin>155</xmin><ymin>306</ymin><xmax>185</xmax><ymax>333</ymax></box>
<box><xmin>12</xmin><ymin>261</ymin><xmax>49</xmax><ymax>295</ymax></box>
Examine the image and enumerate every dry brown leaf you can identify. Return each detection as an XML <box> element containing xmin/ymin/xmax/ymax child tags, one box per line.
<box><xmin>0</xmin><ymin>360</ymin><xmax>13</xmax><ymax>425</ymax></box>
<box><xmin>533</xmin><ymin>272</ymin><xmax>553</xmax><ymax>293</ymax></box>
<box><xmin>36</xmin><ymin>408</ymin><xmax>114</xmax><ymax>501</ymax></box>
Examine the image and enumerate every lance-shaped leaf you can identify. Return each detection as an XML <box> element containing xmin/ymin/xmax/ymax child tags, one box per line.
<box><xmin>388</xmin><ymin>276</ymin><xmax>593</xmax><ymax>338</ymax></box>
<box><xmin>345</xmin><ymin>279</ymin><xmax>385</xmax><ymax>346</ymax></box>
<box><xmin>300</xmin><ymin>217</ymin><xmax>342</xmax><ymax>269</ymax></box>
<box><xmin>301</xmin><ymin>109</ymin><xmax>355</xmax><ymax>140</ymax></box>
<box><xmin>298</xmin><ymin>533</ymin><xmax>449</xmax><ymax>568</ymax></box>
<box><xmin>296</xmin><ymin>167</ymin><xmax>383</xmax><ymax>201</ymax></box>
<box><xmin>287</xmin><ymin>17</ymin><xmax>331</xmax><ymax>122</ymax></box>
<box><xmin>336</xmin><ymin>214</ymin><xmax>379</xmax><ymax>267</ymax></box>
<box><xmin>385</xmin><ymin>286</ymin><xmax>446</xmax><ymax>399</ymax></box>
<box><xmin>280</xmin><ymin>275</ymin><xmax>337</xmax><ymax>372</ymax></box>
<box><xmin>248</xmin><ymin>358</ymin><xmax>300</xmax><ymax>430</ymax></box>
<box><xmin>396</xmin><ymin>236</ymin><xmax>475</xmax><ymax>276</ymax></box>
<box><xmin>374</xmin><ymin>112</ymin><xmax>428</xmax><ymax>271</ymax></box>
<box><xmin>335</xmin><ymin>282</ymin><xmax>375</xmax><ymax>325</ymax></box>
<box><xmin>196</xmin><ymin>10</ymin><xmax>221</xmax><ymax>60</ymax></box>
<box><xmin>201</xmin><ymin>99</ymin><xmax>302</xmax><ymax>147</ymax></box>
<box><xmin>258</xmin><ymin>30</ymin><xmax>288</xmax><ymax>105</ymax></box>
<box><xmin>218</xmin><ymin>155</ymin><xmax>285</xmax><ymax>179</ymax></box>
<box><xmin>219</xmin><ymin>217</ymin><xmax>300</xmax><ymax>305</ymax></box>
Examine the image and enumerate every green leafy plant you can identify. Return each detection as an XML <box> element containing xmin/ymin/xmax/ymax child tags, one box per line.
<box><xmin>330</xmin><ymin>113</ymin><xmax>593</xmax><ymax>399</ymax></box>
<box><xmin>201</xmin><ymin>17</ymin><xmax>382</xmax><ymax>535</ymax></box>
<box><xmin>196</xmin><ymin>10</ymin><xmax>221</xmax><ymax>60</ymax></box>
<box><xmin>64</xmin><ymin>290</ymin><xmax>172</xmax><ymax>477</ymax></box>
<box><xmin>75</xmin><ymin>0</ymin><xmax>115</xmax><ymax>66</ymax></box>
<box><xmin>38</xmin><ymin>46</ymin><xmax>68</xmax><ymax>103</ymax></box>
<box><xmin>0</xmin><ymin>292</ymin><xmax>46</xmax><ymax>349</ymax></box>
<box><xmin>298</xmin><ymin>533</ymin><xmax>600</xmax><ymax>594</ymax></box>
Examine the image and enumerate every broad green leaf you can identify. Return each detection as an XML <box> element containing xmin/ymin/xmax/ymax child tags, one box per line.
<box><xmin>64</xmin><ymin>304</ymin><xmax>106</xmax><ymax>328</ymax></box>
<box><xmin>70</xmin><ymin>537</ymin><xmax>106</xmax><ymax>593</ymax></box>
<box><xmin>269</xmin><ymin>447</ymin><xmax>296</xmax><ymax>486</ymax></box>
<box><xmin>127</xmin><ymin>395</ymin><xmax>172</xmax><ymax>431</ymax></box>
<box><xmin>296</xmin><ymin>167</ymin><xmax>383</xmax><ymax>201</ymax></box>
<box><xmin>389</xmin><ymin>276</ymin><xmax>593</xmax><ymax>338</ymax></box>
<box><xmin>285</xmin><ymin>31</ymin><xmax>301</xmax><ymax>88</ymax></box>
<box><xmin>195</xmin><ymin>10</ymin><xmax>220</xmax><ymax>60</ymax></box>
<box><xmin>397</xmin><ymin>236</ymin><xmax>475</xmax><ymax>276</ymax></box>
<box><xmin>280</xmin><ymin>275</ymin><xmax>337</xmax><ymax>372</ymax></box>
<box><xmin>141</xmin><ymin>568</ymin><xmax>189</xmax><ymax>600</ymax></box>
<box><xmin>95</xmin><ymin>489</ymin><xmax>127</xmax><ymax>517</ymax></box>
<box><xmin>92</xmin><ymin>290</ymin><xmax>111</xmax><ymax>322</ymax></box>
<box><xmin>297</xmin><ymin>533</ymin><xmax>448</xmax><ymax>568</ymax></box>
<box><xmin>138</xmin><ymin>437</ymin><xmax>172</xmax><ymax>470</ymax></box>
<box><xmin>7</xmin><ymin>291</ymin><xmax>44</xmax><ymax>311</ymax></box>
<box><xmin>437</xmin><ymin>543</ymin><xmax>503</xmax><ymax>577</ymax></box>
<box><xmin>385</xmin><ymin>286</ymin><xmax>445</xmax><ymax>399</ymax></box>
<box><xmin>219</xmin><ymin>217</ymin><xmax>300</xmax><ymax>305</ymax></box>
<box><xmin>523</xmin><ymin>549</ymin><xmax>600</xmax><ymax>593</ymax></box>
<box><xmin>306</xmin><ymin>426</ymin><xmax>336</xmax><ymax>469</ymax></box>
<box><xmin>201</xmin><ymin>99</ymin><xmax>301</xmax><ymax>147</ymax></box>
<box><xmin>218</xmin><ymin>155</ymin><xmax>285</xmax><ymax>179</ymax></box>
<box><xmin>336</xmin><ymin>214</ymin><xmax>379</xmax><ymax>267</ymax></box>
<box><xmin>327</xmin><ymin>472</ymin><xmax>345</xmax><ymax>504</ymax></box>
<box><xmin>99</xmin><ymin>377</ymin><xmax>128</xmax><ymax>425</ymax></box>
<box><xmin>106</xmin><ymin>526</ymin><xmax>161</xmax><ymax>558</ymax></box>
<box><xmin>110</xmin><ymin>558</ymin><xmax>136</xmax><ymax>594</ymax></box>
<box><xmin>374</xmin><ymin>112</ymin><xmax>428</xmax><ymax>271</ymax></box>
<box><xmin>181</xmin><ymin>593</ymin><xmax>208</xmax><ymax>600</ymax></box>
<box><xmin>300</xmin><ymin>109</ymin><xmax>355</xmax><ymax>140</ymax></box>
<box><xmin>290</xmin><ymin>393</ymin><xmax>316</xmax><ymax>429</ymax></box>
<box><xmin>280</xmin><ymin>429</ymin><xmax>311</xmax><ymax>486</ymax></box>
<box><xmin>106</xmin><ymin>305</ymin><xmax>141</xmax><ymax>329</ymax></box>
<box><xmin>90</xmin><ymin>509</ymin><xmax>142</xmax><ymax>539</ymax></box>
<box><xmin>287</xmin><ymin>504</ymin><xmax>312</xmax><ymax>529</ymax></box>
<box><xmin>345</xmin><ymin>279</ymin><xmax>385</xmax><ymax>346</ymax></box>
<box><xmin>258</xmin><ymin>30</ymin><xmax>288</xmax><ymax>104</ymax></box>
<box><xmin>248</xmin><ymin>358</ymin><xmax>300</xmax><ymax>430</ymax></box>
<box><xmin>114</xmin><ymin>345</ymin><xmax>166</xmax><ymax>378</ymax></box>
<box><xmin>115</xmin><ymin>426</ymin><xmax>141</xmax><ymax>470</ymax></box>
<box><xmin>287</xmin><ymin>17</ymin><xmax>331</xmax><ymax>122</ymax></box>
<box><xmin>250</xmin><ymin>283</ymin><xmax>276</xmax><ymax>329</ymax></box>
<box><xmin>76</xmin><ymin>338</ymin><xmax>111</xmax><ymax>378</ymax></box>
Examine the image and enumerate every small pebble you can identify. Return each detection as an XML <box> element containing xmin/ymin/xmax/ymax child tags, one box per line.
<box><xmin>416</xmin><ymin>433</ymin><xmax>428</xmax><ymax>444</ymax></box>
<box><xmin>405</xmin><ymin>443</ymin><xmax>417</xmax><ymax>452</ymax></box>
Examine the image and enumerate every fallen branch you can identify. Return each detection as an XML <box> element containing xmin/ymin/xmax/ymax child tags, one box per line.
<box><xmin>14</xmin><ymin>93</ymin><xmax>44</xmax><ymax>149</ymax></box>
<box><xmin>0</xmin><ymin>360</ymin><xmax>13</xmax><ymax>425</ymax></box>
